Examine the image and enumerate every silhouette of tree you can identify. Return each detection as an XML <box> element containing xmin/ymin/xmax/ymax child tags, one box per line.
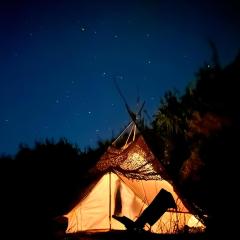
<box><xmin>0</xmin><ymin>136</ymin><xmax>111</xmax><ymax>239</ymax></box>
<box><xmin>152</xmin><ymin>90</ymin><xmax>189</xmax><ymax>177</ymax></box>
<box><xmin>152</xmin><ymin>47</ymin><xmax>240</xmax><ymax>235</ymax></box>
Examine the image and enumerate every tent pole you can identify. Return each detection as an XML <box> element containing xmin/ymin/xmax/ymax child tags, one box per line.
<box><xmin>109</xmin><ymin>171</ymin><xmax>112</xmax><ymax>230</ymax></box>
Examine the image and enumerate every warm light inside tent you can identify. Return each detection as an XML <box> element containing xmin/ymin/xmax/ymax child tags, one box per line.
<box><xmin>121</xmin><ymin>150</ymin><xmax>156</xmax><ymax>175</ymax></box>
<box><xmin>65</xmin><ymin>135</ymin><xmax>206</xmax><ymax>234</ymax></box>
<box><xmin>65</xmin><ymin>172</ymin><xmax>205</xmax><ymax>234</ymax></box>
<box><xmin>187</xmin><ymin>215</ymin><xmax>205</xmax><ymax>229</ymax></box>
<box><xmin>122</xmin><ymin>151</ymin><xmax>146</xmax><ymax>169</ymax></box>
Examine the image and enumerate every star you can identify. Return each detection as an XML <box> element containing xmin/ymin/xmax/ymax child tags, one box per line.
<box><xmin>55</xmin><ymin>99</ymin><xmax>59</xmax><ymax>104</ymax></box>
<box><xmin>114</xmin><ymin>34</ymin><xmax>118</xmax><ymax>39</ymax></box>
<box><xmin>116</xmin><ymin>75</ymin><xmax>124</xmax><ymax>80</ymax></box>
<box><xmin>81</xmin><ymin>26</ymin><xmax>86</xmax><ymax>31</ymax></box>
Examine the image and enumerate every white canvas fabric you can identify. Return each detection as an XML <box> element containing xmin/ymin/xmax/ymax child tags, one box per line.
<box><xmin>65</xmin><ymin>172</ymin><xmax>204</xmax><ymax>233</ymax></box>
<box><xmin>65</xmin><ymin>132</ymin><xmax>205</xmax><ymax>234</ymax></box>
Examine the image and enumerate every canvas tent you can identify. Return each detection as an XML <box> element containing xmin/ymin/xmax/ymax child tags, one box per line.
<box><xmin>64</xmin><ymin>123</ymin><xmax>205</xmax><ymax>234</ymax></box>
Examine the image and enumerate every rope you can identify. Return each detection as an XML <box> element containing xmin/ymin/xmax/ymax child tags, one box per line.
<box><xmin>112</xmin><ymin>121</ymin><xmax>133</xmax><ymax>146</ymax></box>
<box><xmin>123</xmin><ymin>124</ymin><xmax>135</xmax><ymax>148</ymax></box>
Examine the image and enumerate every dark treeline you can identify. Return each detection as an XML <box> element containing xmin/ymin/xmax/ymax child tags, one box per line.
<box><xmin>150</xmin><ymin>47</ymin><xmax>240</xmax><ymax>236</ymax></box>
<box><xmin>1</xmin><ymin>48</ymin><xmax>239</xmax><ymax>239</ymax></box>
<box><xmin>0</xmin><ymin>138</ymin><xmax>110</xmax><ymax>239</ymax></box>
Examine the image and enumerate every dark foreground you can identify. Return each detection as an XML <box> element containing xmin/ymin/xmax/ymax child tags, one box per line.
<box><xmin>58</xmin><ymin>230</ymin><xmax>207</xmax><ymax>240</ymax></box>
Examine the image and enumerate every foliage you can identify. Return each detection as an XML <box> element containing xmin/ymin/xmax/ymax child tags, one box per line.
<box><xmin>0</xmin><ymin>137</ymin><xmax>110</xmax><ymax>239</ymax></box>
<box><xmin>152</xmin><ymin>47</ymin><xmax>240</xmax><ymax>234</ymax></box>
<box><xmin>153</xmin><ymin>90</ymin><xmax>187</xmax><ymax>137</ymax></box>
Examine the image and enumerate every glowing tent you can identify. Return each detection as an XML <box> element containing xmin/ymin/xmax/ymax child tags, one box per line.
<box><xmin>64</xmin><ymin>123</ymin><xmax>205</xmax><ymax>234</ymax></box>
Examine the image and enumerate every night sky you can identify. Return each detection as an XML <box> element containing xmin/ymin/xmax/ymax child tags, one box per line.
<box><xmin>1</xmin><ymin>0</ymin><xmax>240</xmax><ymax>156</ymax></box>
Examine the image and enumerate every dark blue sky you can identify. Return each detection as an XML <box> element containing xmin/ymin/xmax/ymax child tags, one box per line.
<box><xmin>1</xmin><ymin>0</ymin><xmax>240</xmax><ymax>156</ymax></box>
